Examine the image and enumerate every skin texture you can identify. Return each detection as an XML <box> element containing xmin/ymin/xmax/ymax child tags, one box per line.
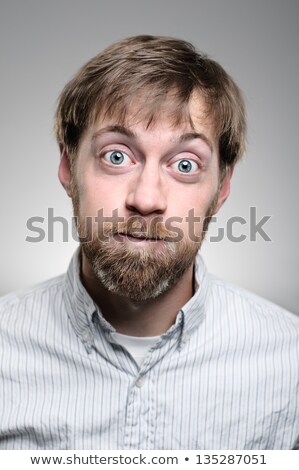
<box><xmin>58</xmin><ymin>93</ymin><xmax>232</xmax><ymax>336</ymax></box>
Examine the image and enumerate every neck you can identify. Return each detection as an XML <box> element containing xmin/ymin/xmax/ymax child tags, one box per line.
<box><xmin>80</xmin><ymin>252</ymin><xmax>194</xmax><ymax>337</ymax></box>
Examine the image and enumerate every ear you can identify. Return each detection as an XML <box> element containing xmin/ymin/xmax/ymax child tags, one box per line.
<box><xmin>58</xmin><ymin>145</ymin><xmax>72</xmax><ymax>197</ymax></box>
<box><xmin>213</xmin><ymin>166</ymin><xmax>234</xmax><ymax>214</ymax></box>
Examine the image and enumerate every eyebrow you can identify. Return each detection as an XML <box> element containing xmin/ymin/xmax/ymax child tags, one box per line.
<box><xmin>92</xmin><ymin>125</ymin><xmax>213</xmax><ymax>152</ymax></box>
<box><xmin>92</xmin><ymin>125</ymin><xmax>136</xmax><ymax>140</ymax></box>
<box><xmin>175</xmin><ymin>132</ymin><xmax>213</xmax><ymax>152</ymax></box>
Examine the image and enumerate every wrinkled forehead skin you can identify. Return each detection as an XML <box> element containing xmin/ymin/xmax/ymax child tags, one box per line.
<box><xmin>86</xmin><ymin>87</ymin><xmax>217</xmax><ymax>149</ymax></box>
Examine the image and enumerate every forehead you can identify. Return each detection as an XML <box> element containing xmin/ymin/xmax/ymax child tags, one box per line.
<box><xmin>91</xmin><ymin>90</ymin><xmax>215</xmax><ymax>142</ymax></box>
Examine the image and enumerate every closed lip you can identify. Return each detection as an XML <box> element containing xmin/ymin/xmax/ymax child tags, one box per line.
<box><xmin>116</xmin><ymin>232</ymin><xmax>163</xmax><ymax>241</ymax></box>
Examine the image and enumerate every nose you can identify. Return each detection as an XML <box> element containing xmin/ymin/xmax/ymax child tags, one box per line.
<box><xmin>125</xmin><ymin>164</ymin><xmax>167</xmax><ymax>215</ymax></box>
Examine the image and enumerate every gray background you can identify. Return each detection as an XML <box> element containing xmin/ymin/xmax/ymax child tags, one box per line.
<box><xmin>0</xmin><ymin>0</ymin><xmax>298</xmax><ymax>315</ymax></box>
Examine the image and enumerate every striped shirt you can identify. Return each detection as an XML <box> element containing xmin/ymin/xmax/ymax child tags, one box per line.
<box><xmin>0</xmin><ymin>248</ymin><xmax>298</xmax><ymax>450</ymax></box>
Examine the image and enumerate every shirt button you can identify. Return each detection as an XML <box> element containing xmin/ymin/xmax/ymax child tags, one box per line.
<box><xmin>135</xmin><ymin>376</ymin><xmax>145</xmax><ymax>388</ymax></box>
<box><xmin>83</xmin><ymin>330</ymin><xmax>92</xmax><ymax>343</ymax></box>
<box><xmin>181</xmin><ymin>333</ymin><xmax>191</xmax><ymax>345</ymax></box>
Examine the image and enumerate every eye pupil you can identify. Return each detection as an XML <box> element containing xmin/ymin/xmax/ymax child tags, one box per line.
<box><xmin>178</xmin><ymin>160</ymin><xmax>192</xmax><ymax>173</ymax></box>
<box><xmin>110</xmin><ymin>151</ymin><xmax>124</xmax><ymax>165</ymax></box>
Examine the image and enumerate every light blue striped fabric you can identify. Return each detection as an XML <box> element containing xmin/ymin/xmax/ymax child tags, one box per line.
<box><xmin>0</xmin><ymin>249</ymin><xmax>298</xmax><ymax>449</ymax></box>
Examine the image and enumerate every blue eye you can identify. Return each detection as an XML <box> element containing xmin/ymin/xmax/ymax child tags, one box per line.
<box><xmin>106</xmin><ymin>151</ymin><xmax>126</xmax><ymax>165</ymax></box>
<box><xmin>172</xmin><ymin>159</ymin><xmax>199</xmax><ymax>173</ymax></box>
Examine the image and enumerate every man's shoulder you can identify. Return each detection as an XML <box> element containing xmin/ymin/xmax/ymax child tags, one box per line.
<box><xmin>0</xmin><ymin>274</ymin><xmax>65</xmax><ymax>317</ymax></box>
<box><xmin>208</xmin><ymin>273</ymin><xmax>299</xmax><ymax>327</ymax></box>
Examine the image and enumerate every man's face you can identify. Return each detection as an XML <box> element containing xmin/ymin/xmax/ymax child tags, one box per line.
<box><xmin>59</xmin><ymin>93</ymin><xmax>231</xmax><ymax>301</ymax></box>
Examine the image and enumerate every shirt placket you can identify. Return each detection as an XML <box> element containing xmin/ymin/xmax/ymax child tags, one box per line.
<box><xmin>121</xmin><ymin>329</ymin><xmax>183</xmax><ymax>449</ymax></box>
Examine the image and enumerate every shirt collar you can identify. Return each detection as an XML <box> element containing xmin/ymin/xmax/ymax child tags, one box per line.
<box><xmin>162</xmin><ymin>251</ymin><xmax>209</xmax><ymax>348</ymax></box>
<box><xmin>63</xmin><ymin>247</ymin><xmax>98</xmax><ymax>351</ymax></box>
<box><xmin>63</xmin><ymin>247</ymin><xmax>210</xmax><ymax>351</ymax></box>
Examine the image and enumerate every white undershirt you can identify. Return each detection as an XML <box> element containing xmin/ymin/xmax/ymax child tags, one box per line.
<box><xmin>111</xmin><ymin>332</ymin><xmax>160</xmax><ymax>367</ymax></box>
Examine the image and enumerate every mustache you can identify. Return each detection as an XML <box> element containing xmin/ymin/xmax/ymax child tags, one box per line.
<box><xmin>107</xmin><ymin>216</ymin><xmax>175</xmax><ymax>241</ymax></box>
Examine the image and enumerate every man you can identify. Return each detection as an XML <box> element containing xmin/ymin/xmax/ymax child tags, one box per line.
<box><xmin>0</xmin><ymin>35</ymin><xmax>298</xmax><ymax>450</ymax></box>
